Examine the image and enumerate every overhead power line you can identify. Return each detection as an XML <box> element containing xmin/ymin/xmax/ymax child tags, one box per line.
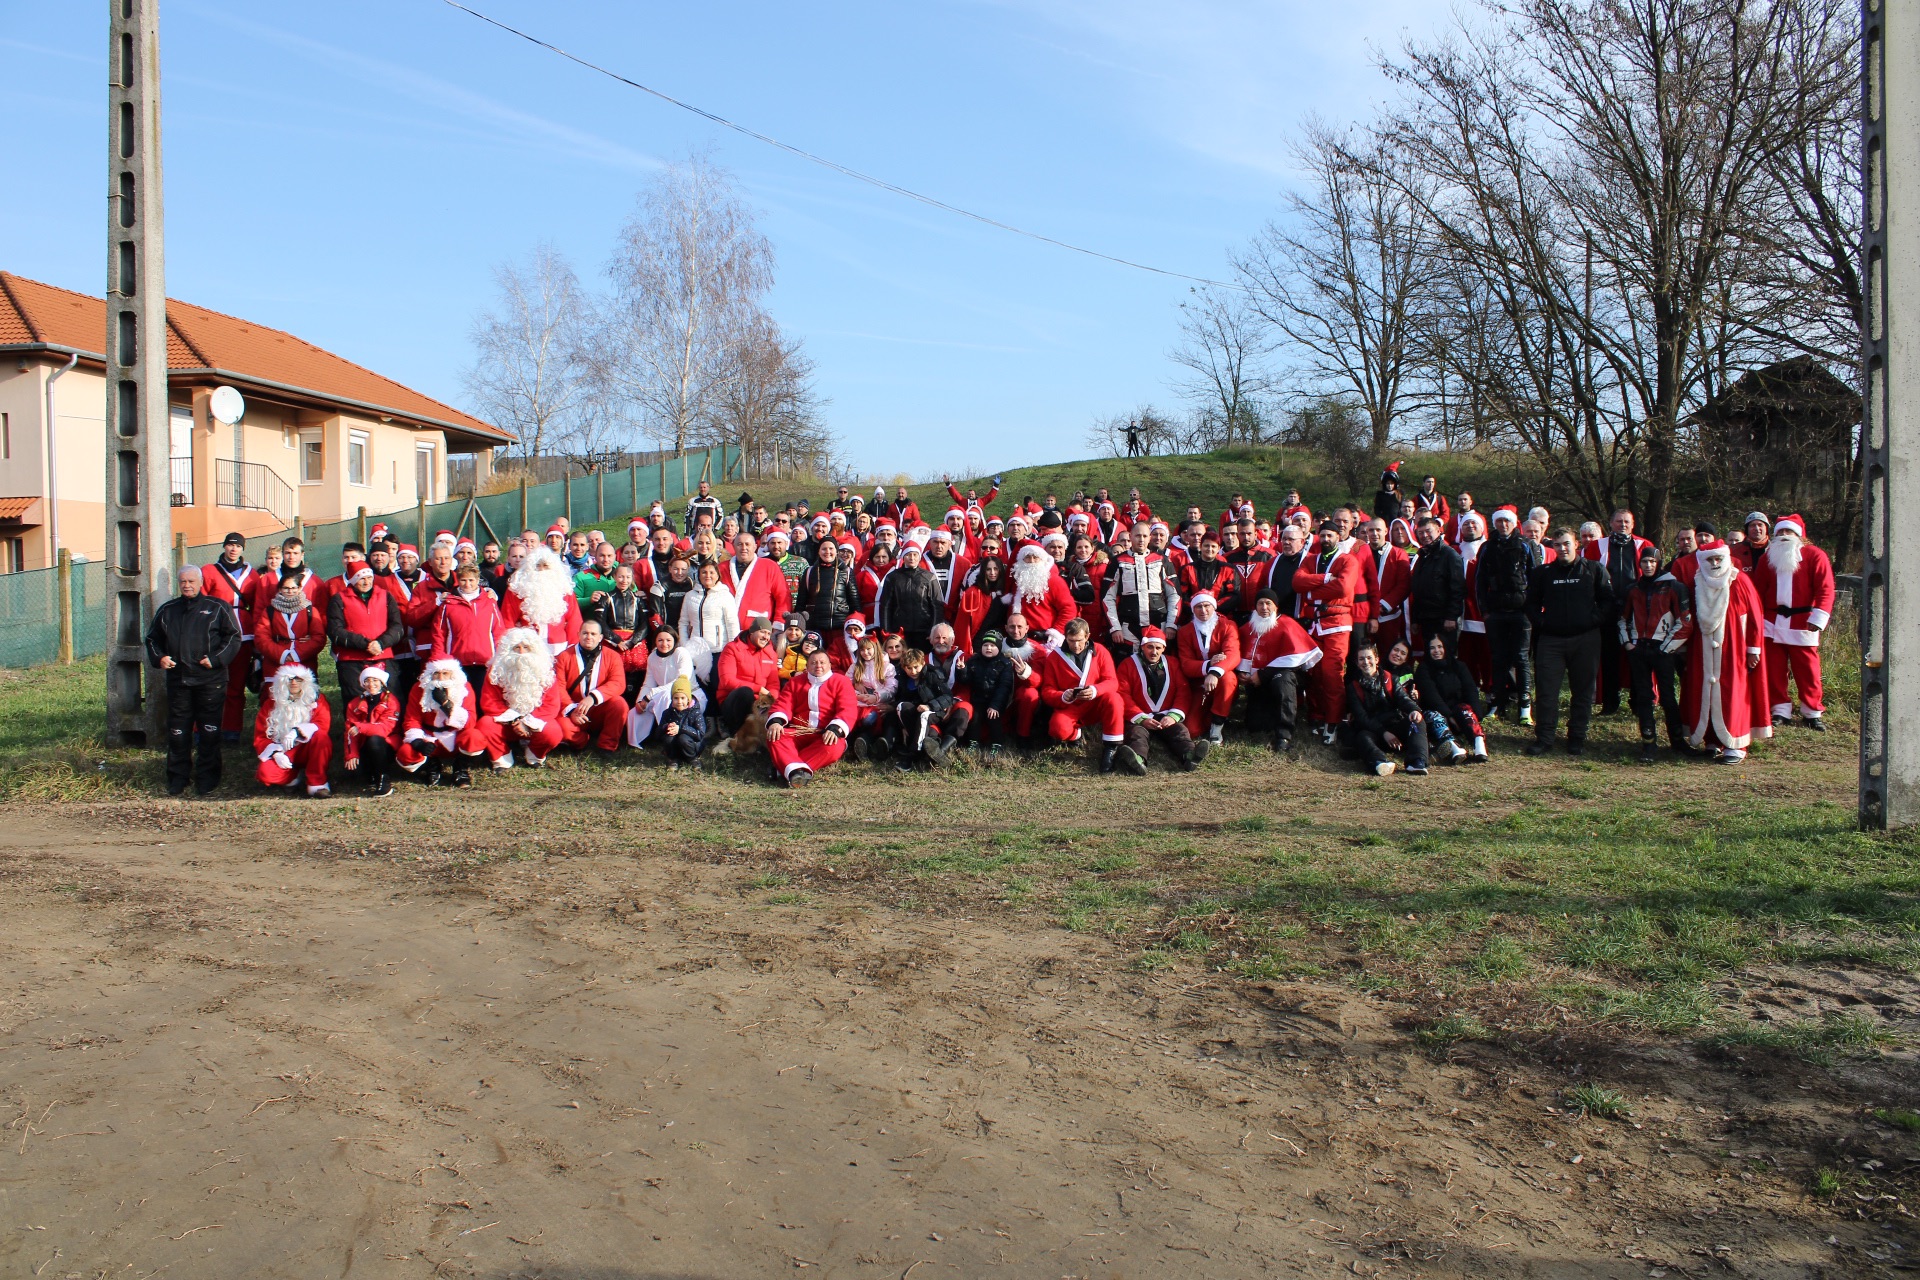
<box><xmin>439</xmin><ymin>0</ymin><xmax>1244</xmax><ymax>291</ymax></box>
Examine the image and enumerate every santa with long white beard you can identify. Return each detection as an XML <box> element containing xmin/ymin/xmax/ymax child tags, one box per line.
<box><xmin>397</xmin><ymin>658</ymin><xmax>488</xmax><ymax>785</ymax></box>
<box><xmin>1008</xmin><ymin>544</ymin><xmax>1077</xmax><ymax>647</ymax></box>
<box><xmin>500</xmin><ymin>547</ymin><xmax>583</xmax><ymax>655</ymax></box>
<box><xmin>480</xmin><ymin>627</ymin><xmax>567</xmax><ymax>767</ymax></box>
<box><xmin>1750</xmin><ymin>514</ymin><xmax>1836</xmax><ymax>731</ymax></box>
<box><xmin>254</xmin><ymin>663</ymin><xmax>333</xmax><ymax>796</ymax></box>
<box><xmin>1678</xmin><ymin>543</ymin><xmax>1773</xmax><ymax>762</ymax></box>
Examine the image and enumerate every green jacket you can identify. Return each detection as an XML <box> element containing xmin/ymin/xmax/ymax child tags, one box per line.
<box><xmin>574</xmin><ymin>568</ymin><xmax>619</xmax><ymax>606</ymax></box>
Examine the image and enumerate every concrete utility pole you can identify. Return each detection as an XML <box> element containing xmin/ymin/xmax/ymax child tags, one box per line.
<box><xmin>104</xmin><ymin>0</ymin><xmax>173</xmax><ymax>746</ymax></box>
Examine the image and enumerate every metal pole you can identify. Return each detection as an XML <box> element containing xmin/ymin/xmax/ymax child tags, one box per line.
<box><xmin>44</xmin><ymin>352</ymin><xmax>77</xmax><ymax>560</ymax></box>
<box><xmin>104</xmin><ymin>0</ymin><xmax>172</xmax><ymax>746</ymax></box>
<box><xmin>56</xmin><ymin>548</ymin><xmax>74</xmax><ymax>666</ymax></box>
<box><xmin>1861</xmin><ymin>0</ymin><xmax>1919</xmax><ymax>827</ymax></box>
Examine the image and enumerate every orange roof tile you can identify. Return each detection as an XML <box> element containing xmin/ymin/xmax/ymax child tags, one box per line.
<box><xmin>0</xmin><ymin>496</ymin><xmax>42</xmax><ymax>522</ymax></box>
<box><xmin>0</xmin><ymin>271</ymin><xmax>510</xmax><ymax>446</ymax></box>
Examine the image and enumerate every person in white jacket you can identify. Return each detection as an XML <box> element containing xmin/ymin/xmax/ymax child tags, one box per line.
<box><xmin>627</xmin><ymin>627</ymin><xmax>705</xmax><ymax>746</ymax></box>
<box><xmin>677</xmin><ymin>561</ymin><xmax>740</xmax><ymax>682</ymax></box>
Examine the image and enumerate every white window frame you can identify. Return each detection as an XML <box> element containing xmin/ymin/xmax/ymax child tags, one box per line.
<box><xmin>299</xmin><ymin>428</ymin><xmax>323</xmax><ymax>485</ymax></box>
<box><xmin>347</xmin><ymin>429</ymin><xmax>370</xmax><ymax>488</ymax></box>
<box><xmin>416</xmin><ymin>442</ymin><xmax>436</xmax><ymax>503</ymax></box>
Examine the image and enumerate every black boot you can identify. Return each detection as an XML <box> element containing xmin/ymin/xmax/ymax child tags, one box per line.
<box><xmin>1100</xmin><ymin>743</ymin><xmax>1120</xmax><ymax>774</ymax></box>
<box><xmin>421</xmin><ymin>760</ymin><xmax>444</xmax><ymax>787</ymax></box>
<box><xmin>1638</xmin><ymin>736</ymin><xmax>1657</xmax><ymax>763</ymax></box>
<box><xmin>371</xmin><ymin>772</ymin><xmax>393</xmax><ymax>797</ymax></box>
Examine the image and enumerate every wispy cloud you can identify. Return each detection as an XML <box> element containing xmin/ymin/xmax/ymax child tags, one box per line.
<box><xmin>180</xmin><ymin>5</ymin><xmax>665</xmax><ymax>176</ymax></box>
<box><xmin>972</xmin><ymin>0</ymin><xmax>1452</xmax><ymax>175</ymax></box>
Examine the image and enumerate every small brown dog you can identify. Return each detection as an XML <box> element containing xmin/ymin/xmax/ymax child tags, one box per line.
<box><xmin>726</xmin><ymin>688</ymin><xmax>777</xmax><ymax>756</ymax></box>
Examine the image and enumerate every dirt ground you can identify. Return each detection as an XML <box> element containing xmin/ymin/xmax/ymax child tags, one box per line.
<box><xmin>1</xmin><ymin>796</ymin><xmax>1914</xmax><ymax>1279</ymax></box>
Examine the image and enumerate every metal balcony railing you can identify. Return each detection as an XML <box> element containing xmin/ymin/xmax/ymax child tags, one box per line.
<box><xmin>216</xmin><ymin>459</ymin><xmax>295</xmax><ymax>526</ymax></box>
<box><xmin>169</xmin><ymin>455</ymin><xmax>193</xmax><ymax>507</ymax></box>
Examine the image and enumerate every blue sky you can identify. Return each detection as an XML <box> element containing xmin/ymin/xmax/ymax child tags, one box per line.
<box><xmin>3</xmin><ymin>0</ymin><xmax>1445</xmax><ymax>476</ymax></box>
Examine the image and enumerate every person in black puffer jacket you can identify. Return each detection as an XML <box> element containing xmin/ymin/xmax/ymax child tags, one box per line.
<box><xmin>1414</xmin><ymin>632</ymin><xmax>1486</xmax><ymax>762</ymax></box>
<box><xmin>892</xmin><ymin>648</ymin><xmax>959</xmax><ymax>769</ymax></box>
<box><xmin>1474</xmin><ymin>507</ymin><xmax>1540</xmax><ymax>724</ymax></box>
<box><xmin>800</xmin><ymin>539</ymin><xmax>859</xmax><ymax>634</ymax></box>
<box><xmin>876</xmin><ymin>545</ymin><xmax>946</xmax><ymax>652</ymax></box>
<box><xmin>1524</xmin><ymin>528</ymin><xmax>1613</xmax><ymax>756</ymax></box>
<box><xmin>962</xmin><ymin>630</ymin><xmax>1018</xmax><ymax>761</ymax></box>
<box><xmin>1407</xmin><ymin>519</ymin><xmax>1465</xmax><ymax>646</ymax></box>
<box><xmin>1341</xmin><ymin>643</ymin><xmax>1429</xmax><ymax>776</ymax></box>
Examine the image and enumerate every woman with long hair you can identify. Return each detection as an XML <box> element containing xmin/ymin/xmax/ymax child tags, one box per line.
<box><xmin>847</xmin><ymin>630</ymin><xmax>898</xmax><ymax>761</ymax></box>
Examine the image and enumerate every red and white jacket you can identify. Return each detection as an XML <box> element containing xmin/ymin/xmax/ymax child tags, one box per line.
<box><xmin>1370</xmin><ymin>544</ymin><xmax>1413</xmax><ymax>631</ymax></box>
<box><xmin>247</xmin><ymin>565</ymin><xmax>322</xmax><ymax>638</ymax></box>
<box><xmin>256</xmin><ymin>602</ymin><xmax>327</xmax><ymax>678</ymax></box>
<box><xmin>431</xmin><ymin>590</ymin><xmax>506</xmax><ymax>666</ymax></box>
<box><xmin>1036</xmin><ymin>642</ymin><xmax>1120</xmax><ymax>709</ymax></box>
<box><xmin>1291</xmin><ymin>550</ymin><xmax>1363</xmax><ymax>637</ymax></box>
<box><xmin>402</xmin><ymin>668</ymin><xmax>481</xmax><ymax>755</ymax></box>
<box><xmin>1007</xmin><ymin>568</ymin><xmax>1079</xmax><ymax>643</ymax></box>
<box><xmin>1117</xmin><ymin>653</ymin><xmax>1193</xmax><ymax>724</ymax></box>
<box><xmin>553</xmin><ymin>643</ymin><xmax>626</xmax><ymax>716</ymax></box>
<box><xmin>500</xmin><ymin>591</ymin><xmax>583</xmax><ymax>655</ymax></box>
<box><xmin>1173</xmin><ymin>614</ymin><xmax>1240</xmax><ymax>685</ymax></box>
<box><xmin>1751</xmin><ymin>542</ymin><xmax>1836</xmax><ymax>648</ymax></box>
<box><xmin>201</xmin><ymin>559</ymin><xmax>258</xmax><ymax>642</ymax></box>
<box><xmin>1236</xmin><ymin>615</ymin><xmax>1323</xmax><ymax>672</ymax></box>
<box><xmin>344</xmin><ymin>691</ymin><xmax>402</xmax><ymax>767</ymax></box>
<box><xmin>767</xmin><ymin>671</ymin><xmax>857</xmax><ymax>736</ymax></box>
<box><xmin>724</xmin><ymin>555</ymin><xmax>792</xmax><ymax>625</ymax></box>
<box><xmin>253</xmin><ymin>688</ymin><xmax>330</xmax><ymax>764</ymax></box>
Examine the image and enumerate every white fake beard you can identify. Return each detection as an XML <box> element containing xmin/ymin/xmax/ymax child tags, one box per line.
<box><xmin>1011</xmin><ymin>555</ymin><xmax>1053</xmax><ymax>601</ymax></box>
<box><xmin>491</xmin><ymin>648</ymin><xmax>555</xmax><ymax>714</ymax></box>
<box><xmin>510</xmin><ymin>563</ymin><xmax>572</xmax><ymax>628</ymax></box>
<box><xmin>1694</xmin><ymin>557</ymin><xmax>1734</xmax><ymax>640</ymax></box>
<box><xmin>1766</xmin><ymin>532</ymin><xmax>1804</xmax><ymax>580</ymax></box>
<box><xmin>419</xmin><ymin>668</ymin><xmax>467</xmax><ymax>715</ymax></box>
<box><xmin>266</xmin><ymin>672</ymin><xmax>317</xmax><ymax>742</ymax></box>
<box><xmin>1249</xmin><ymin>612</ymin><xmax>1277</xmax><ymax>637</ymax></box>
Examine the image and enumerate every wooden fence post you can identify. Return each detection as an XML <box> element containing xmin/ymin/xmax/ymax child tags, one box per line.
<box><xmin>356</xmin><ymin>506</ymin><xmax>368</xmax><ymax>548</ymax></box>
<box><xmin>172</xmin><ymin>532</ymin><xmax>187</xmax><ymax>575</ymax></box>
<box><xmin>416</xmin><ymin>495</ymin><xmax>427</xmax><ymax>550</ymax></box>
<box><xmin>56</xmin><ymin>548</ymin><xmax>74</xmax><ymax>666</ymax></box>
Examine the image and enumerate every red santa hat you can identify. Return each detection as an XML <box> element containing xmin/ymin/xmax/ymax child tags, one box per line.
<box><xmin>349</xmin><ymin>563</ymin><xmax>375</xmax><ymax>586</ymax></box>
<box><xmin>1137</xmin><ymin>626</ymin><xmax>1168</xmax><ymax>646</ymax></box>
<box><xmin>1773</xmin><ymin>513</ymin><xmax>1807</xmax><ymax>540</ymax></box>
<box><xmin>1388</xmin><ymin>517</ymin><xmax>1413</xmax><ymax>543</ymax></box>
<box><xmin>627</xmin><ymin>518</ymin><xmax>646</xmax><ymax>533</ymax></box>
<box><xmin>369</xmin><ymin>522</ymin><xmax>390</xmax><ymax>542</ymax></box>
<box><xmin>1489</xmin><ymin>504</ymin><xmax>1519</xmax><ymax>527</ymax></box>
<box><xmin>1189</xmin><ymin>590</ymin><xmax>1218</xmax><ymax>610</ymax></box>
<box><xmin>545</xmin><ymin>523</ymin><xmax>566</xmax><ymax>537</ymax></box>
<box><xmin>433</xmin><ymin>529</ymin><xmax>457</xmax><ymax>546</ymax></box>
<box><xmin>809</xmin><ymin>514</ymin><xmax>831</xmax><ymax>530</ymax></box>
<box><xmin>844</xmin><ymin>614</ymin><xmax>867</xmax><ymax>634</ymax></box>
<box><xmin>358</xmin><ymin>664</ymin><xmax>390</xmax><ymax>688</ymax></box>
<box><xmin>874</xmin><ymin>516</ymin><xmax>897</xmax><ymax>531</ymax></box>
<box><xmin>456</xmin><ymin>537</ymin><xmax>476</xmax><ymax>555</ymax></box>
<box><xmin>397</xmin><ymin>543</ymin><xmax>420</xmax><ymax>560</ymax></box>
<box><xmin>945</xmin><ymin>505</ymin><xmax>967</xmax><ymax>523</ymax></box>
<box><xmin>925</xmin><ymin>525</ymin><xmax>952</xmax><ymax>545</ymax></box>
<box><xmin>1040</xmin><ymin>531</ymin><xmax>1068</xmax><ymax>549</ymax></box>
<box><xmin>1097</xmin><ymin>501</ymin><xmax>1115</xmax><ymax>516</ymax></box>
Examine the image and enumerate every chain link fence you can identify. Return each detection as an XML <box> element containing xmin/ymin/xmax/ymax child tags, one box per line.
<box><xmin>0</xmin><ymin>445</ymin><xmax>735</xmax><ymax>669</ymax></box>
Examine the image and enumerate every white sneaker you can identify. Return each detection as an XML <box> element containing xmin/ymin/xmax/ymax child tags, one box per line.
<box><xmin>1373</xmin><ymin>761</ymin><xmax>1396</xmax><ymax>777</ymax></box>
<box><xmin>1445</xmin><ymin>742</ymin><xmax>1467</xmax><ymax>762</ymax></box>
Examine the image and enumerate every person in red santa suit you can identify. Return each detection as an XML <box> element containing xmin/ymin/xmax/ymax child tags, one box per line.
<box><xmin>255</xmin><ymin>571</ymin><xmax>327</xmax><ymax>681</ymax></box>
<box><xmin>1237</xmin><ymin>589</ymin><xmax>1321</xmax><ymax>752</ymax></box>
<box><xmin>1454</xmin><ymin>511</ymin><xmax>1492</xmax><ymax>689</ymax></box>
<box><xmin>765</xmin><ymin>647</ymin><xmax>858</xmax><ymax>787</ymax></box>
<box><xmin>253</xmin><ymin>662</ymin><xmax>334</xmax><ymax>797</ymax></box>
<box><xmin>1115</xmin><ymin>626</ymin><xmax>1210</xmax><ymax>773</ymax></box>
<box><xmin>1291</xmin><ymin>522</ymin><xmax>1363</xmax><ymax>742</ymax></box>
<box><xmin>397</xmin><ymin>658</ymin><xmax>489</xmax><ymax>786</ymax></box>
<box><xmin>1750</xmin><ymin>513</ymin><xmax>1836</xmax><ymax>731</ymax></box>
<box><xmin>1008</xmin><ymin>544</ymin><xmax>1080</xmax><ymax>648</ymax></box>
<box><xmin>1036</xmin><ymin>617</ymin><xmax>1127</xmax><ymax>771</ymax></box>
<box><xmin>722</xmin><ymin>530</ymin><xmax>792</xmax><ymax>627</ymax></box>
<box><xmin>480</xmin><ymin>627</ymin><xmax>568</xmax><ymax>768</ymax></box>
<box><xmin>1363</xmin><ymin>517</ymin><xmax>1413</xmax><ymax>655</ymax></box>
<box><xmin>1172</xmin><ymin>590</ymin><xmax>1240</xmax><ymax>744</ymax></box>
<box><xmin>342</xmin><ymin>663</ymin><xmax>402</xmax><ymax>796</ymax></box>
<box><xmin>500</xmin><ymin>547</ymin><xmax>583</xmax><ymax>655</ymax></box>
<box><xmin>1678</xmin><ymin>541</ymin><xmax>1773</xmax><ymax>763</ymax></box>
<box><xmin>552</xmin><ymin>620</ymin><xmax>630</xmax><ymax>760</ymax></box>
<box><xmin>201</xmin><ymin>531</ymin><xmax>259</xmax><ymax>739</ymax></box>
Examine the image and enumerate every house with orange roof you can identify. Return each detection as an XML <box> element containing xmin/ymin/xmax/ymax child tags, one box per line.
<box><xmin>0</xmin><ymin>271</ymin><xmax>511</xmax><ymax>572</ymax></box>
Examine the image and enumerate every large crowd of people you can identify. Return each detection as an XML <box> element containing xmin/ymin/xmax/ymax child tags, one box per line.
<box><xmin>142</xmin><ymin>466</ymin><xmax>1838</xmax><ymax>797</ymax></box>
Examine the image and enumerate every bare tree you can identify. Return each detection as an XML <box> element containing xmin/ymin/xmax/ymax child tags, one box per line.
<box><xmin>463</xmin><ymin>244</ymin><xmax>595</xmax><ymax>459</ymax></box>
<box><xmin>1086</xmin><ymin>406</ymin><xmax>1180</xmax><ymax>458</ymax></box>
<box><xmin>1169</xmin><ymin>287</ymin><xmax>1275</xmax><ymax>448</ymax></box>
<box><xmin>1236</xmin><ymin>121</ymin><xmax>1431</xmax><ymax>455</ymax></box>
<box><xmin>601</xmin><ymin>154</ymin><xmax>774</xmax><ymax>452</ymax></box>
<box><xmin>1381</xmin><ymin>0</ymin><xmax>1798</xmax><ymax>540</ymax></box>
<box><xmin>708</xmin><ymin>311</ymin><xmax>837</xmax><ymax>479</ymax></box>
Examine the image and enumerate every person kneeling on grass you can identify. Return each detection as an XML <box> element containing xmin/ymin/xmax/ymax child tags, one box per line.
<box><xmin>343</xmin><ymin>663</ymin><xmax>402</xmax><ymax>796</ymax></box>
<box><xmin>254</xmin><ymin>663</ymin><xmax>333</xmax><ymax>797</ymax></box>
<box><xmin>766</xmin><ymin>649</ymin><xmax>857</xmax><ymax>788</ymax></box>
<box><xmin>398</xmin><ymin>659</ymin><xmax>489</xmax><ymax>786</ymax></box>
<box><xmin>1340</xmin><ymin>644</ymin><xmax>1430</xmax><ymax>777</ymax></box>
<box><xmin>892</xmin><ymin>647</ymin><xmax>958</xmax><ymax>770</ymax></box>
<box><xmin>1116</xmin><ymin>626</ymin><xmax>1211</xmax><ymax>773</ymax></box>
<box><xmin>1412</xmin><ymin>633</ymin><xmax>1485</xmax><ymax>763</ymax></box>
<box><xmin>656</xmin><ymin>676</ymin><xmax>706</xmax><ymax>769</ymax></box>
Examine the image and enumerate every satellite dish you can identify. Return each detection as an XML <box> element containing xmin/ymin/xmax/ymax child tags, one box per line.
<box><xmin>209</xmin><ymin>386</ymin><xmax>246</xmax><ymax>426</ymax></box>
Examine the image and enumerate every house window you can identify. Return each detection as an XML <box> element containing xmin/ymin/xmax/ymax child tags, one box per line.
<box><xmin>348</xmin><ymin>430</ymin><xmax>369</xmax><ymax>487</ymax></box>
<box><xmin>416</xmin><ymin>443</ymin><xmax>435</xmax><ymax>502</ymax></box>
<box><xmin>300</xmin><ymin>429</ymin><xmax>323</xmax><ymax>484</ymax></box>
<box><xmin>2</xmin><ymin>411</ymin><xmax>9</xmax><ymax>459</ymax></box>
<box><xmin>4</xmin><ymin>537</ymin><xmax>22</xmax><ymax>573</ymax></box>
<box><xmin>283</xmin><ymin>426</ymin><xmax>295</xmax><ymax>449</ymax></box>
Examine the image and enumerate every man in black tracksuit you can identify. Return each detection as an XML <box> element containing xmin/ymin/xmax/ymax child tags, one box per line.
<box><xmin>1406</xmin><ymin>518</ymin><xmax>1464</xmax><ymax>649</ymax></box>
<box><xmin>1524</xmin><ymin>529</ymin><xmax>1613</xmax><ymax>756</ymax></box>
<box><xmin>1592</xmin><ymin>514</ymin><xmax>1644</xmax><ymax>714</ymax></box>
<box><xmin>145</xmin><ymin>565</ymin><xmax>244</xmax><ymax>795</ymax></box>
<box><xmin>1475</xmin><ymin>509</ymin><xmax>1541</xmax><ymax>724</ymax></box>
